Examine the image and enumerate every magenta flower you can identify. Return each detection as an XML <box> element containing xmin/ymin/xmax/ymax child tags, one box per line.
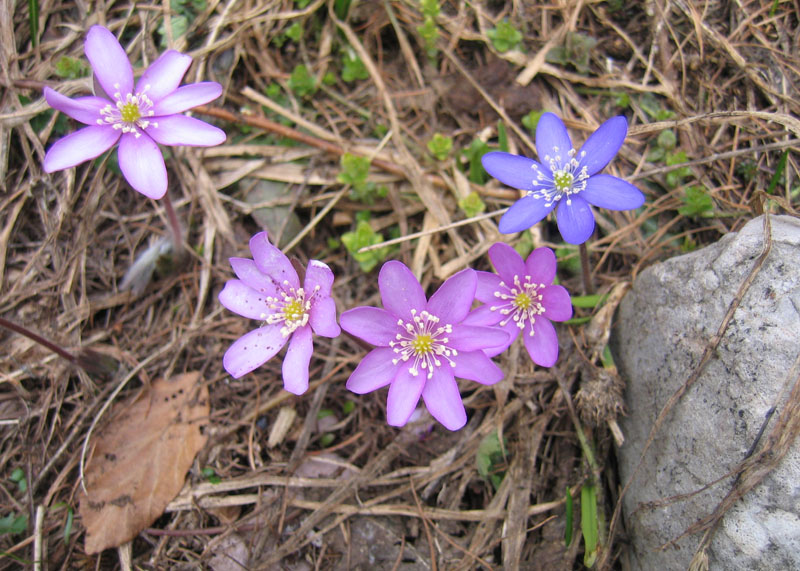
<box><xmin>465</xmin><ymin>243</ymin><xmax>572</xmax><ymax>367</ymax></box>
<box><xmin>482</xmin><ymin>112</ymin><xmax>644</xmax><ymax>244</ymax></box>
<box><xmin>218</xmin><ymin>232</ymin><xmax>340</xmax><ymax>395</ymax></box>
<box><xmin>340</xmin><ymin>261</ymin><xmax>510</xmax><ymax>431</ymax></box>
<box><xmin>42</xmin><ymin>25</ymin><xmax>226</xmax><ymax>199</ymax></box>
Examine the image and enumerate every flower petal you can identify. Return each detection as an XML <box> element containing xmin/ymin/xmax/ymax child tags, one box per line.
<box><xmin>85</xmin><ymin>26</ymin><xmax>133</xmax><ymax>97</ymax></box>
<box><xmin>498</xmin><ymin>194</ymin><xmax>555</xmax><ymax>234</ymax></box>
<box><xmin>304</xmin><ymin>260</ymin><xmax>335</xmax><ymax>297</ymax></box>
<box><xmin>536</xmin><ymin>112</ymin><xmax>573</xmax><ymax>164</ymax></box>
<box><xmin>484</xmin><ymin>320</ymin><xmax>521</xmax><ymax>357</ymax></box>
<box><xmin>309</xmin><ymin>297</ymin><xmax>340</xmax><ymax>338</ymax></box>
<box><xmin>453</xmin><ymin>350</ymin><xmax>505</xmax><ymax>385</ymax></box>
<box><xmin>582</xmin><ymin>174</ymin><xmax>645</xmax><ymax>210</ymax></box>
<box><xmin>117</xmin><ymin>133</ymin><xmax>168</xmax><ymax>199</ymax></box>
<box><xmin>422</xmin><ymin>369</ymin><xmax>467</xmax><ymax>430</ymax></box>
<box><xmin>541</xmin><ymin>285</ymin><xmax>572</xmax><ymax>321</ymax></box>
<box><xmin>42</xmin><ymin>125</ymin><xmax>120</xmax><ymax>172</ymax></box>
<box><xmin>556</xmin><ymin>195</ymin><xmax>595</xmax><ymax>245</ymax></box>
<box><xmin>340</xmin><ymin>307</ymin><xmax>398</xmax><ymax>346</ymax></box>
<box><xmin>525</xmin><ymin>247</ymin><xmax>556</xmax><ymax>284</ymax></box>
<box><xmin>229</xmin><ymin>258</ymin><xmax>279</xmax><ymax>296</ymax></box>
<box><xmin>463</xmin><ymin>305</ymin><xmax>502</xmax><ymax>327</ymax></box>
<box><xmin>136</xmin><ymin>50</ymin><xmax>192</xmax><ymax>101</ymax></box>
<box><xmin>218</xmin><ymin>279</ymin><xmax>269</xmax><ymax>320</ymax></box>
<box><xmin>222</xmin><ymin>325</ymin><xmax>287</xmax><ymax>378</ymax></box>
<box><xmin>43</xmin><ymin>88</ymin><xmax>106</xmax><ymax>125</ymax></box>
<box><xmin>488</xmin><ymin>243</ymin><xmax>526</xmax><ymax>285</ymax></box>
<box><xmin>346</xmin><ymin>347</ymin><xmax>400</xmax><ymax>394</ymax></box>
<box><xmin>448</xmin><ymin>324</ymin><xmax>509</xmax><ymax>352</ymax></box>
<box><xmin>248</xmin><ymin>232</ymin><xmax>299</xmax><ymax>289</ymax></box>
<box><xmin>386</xmin><ymin>366</ymin><xmax>426</xmax><ymax>427</ymax></box>
<box><xmin>578</xmin><ymin>116</ymin><xmax>627</xmax><ymax>176</ymax></box>
<box><xmin>475</xmin><ymin>271</ymin><xmax>503</xmax><ymax>304</ymax></box>
<box><xmin>426</xmin><ymin>268</ymin><xmax>475</xmax><ymax>323</ymax></box>
<box><xmin>151</xmin><ymin>82</ymin><xmax>223</xmax><ymax>115</ymax></box>
<box><xmin>481</xmin><ymin>152</ymin><xmax>538</xmax><ymax>191</ymax></box>
<box><xmin>379</xmin><ymin>261</ymin><xmax>426</xmax><ymax>320</ymax></box>
<box><xmin>145</xmin><ymin>115</ymin><xmax>226</xmax><ymax>147</ymax></box>
<box><xmin>523</xmin><ymin>317</ymin><xmax>559</xmax><ymax>367</ymax></box>
<box><xmin>282</xmin><ymin>326</ymin><xmax>313</xmax><ymax>395</ymax></box>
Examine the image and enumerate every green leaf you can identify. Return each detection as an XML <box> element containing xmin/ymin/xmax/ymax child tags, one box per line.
<box><xmin>581</xmin><ymin>484</ymin><xmax>599</xmax><ymax>567</ymax></box>
<box><xmin>342</xmin><ymin>400</ymin><xmax>355</xmax><ymax>415</ymax></box>
<box><xmin>464</xmin><ymin>139</ymin><xmax>490</xmax><ymax>184</ymax></box>
<box><xmin>476</xmin><ymin>432</ymin><xmax>507</xmax><ymax>490</ymax></box>
<box><xmin>767</xmin><ymin>150</ymin><xmax>789</xmax><ymax>195</ymax></box>
<box><xmin>564</xmin><ymin>487</ymin><xmax>574</xmax><ymax>546</ymax></box>
<box><xmin>458</xmin><ymin>191</ymin><xmax>486</xmax><ymax>218</ymax></box>
<box><xmin>63</xmin><ymin>507</ymin><xmax>73</xmax><ymax>545</ymax></box>
<box><xmin>427</xmin><ymin>133</ymin><xmax>453</xmax><ymax>161</ymax></box>
<box><xmin>487</xmin><ymin>19</ymin><xmax>523</xmax><ymax>53</ymax></box>
<box><xmin>341</xmin><ymin>49</ymin><xmax>369</xmax><ymax>82</ymax></box>
<box><xmin>54</xmin><ymin>56</ymin><xmax>90</xmax><ymax>79</ymax></box>
<box><xmin>338</xmin><ymin>153</ymin><xmax>370</xmax><ymax>187</ymax></box>
<box><xmin>341</xmin><ymin>220</ymin><xmax>392</xmax><ymax>273</ymax></box>
<box><xmin>521</xmin><ymin>110</ymin><xmax>543</xmax><ymax>134</ymax></box>
<box><xmin>570</xmin><ymin>293</ymin><xmax>609</xmax><ymax>309</ymax></box>
<box><xmin>285</xmin><ymin>22</ymin><xmax>303</xmax><ymax>42</ymax></box>
<box><xmin>546</xmin><ymin>32</ymin><xmax>597</xmax><ymax>74</ymax></box>
<box><xmin>656</xmin><ymin>129</ymin><xmax>677</xmax><ymax>151</ymax></box>
<box><xmin>0</xmin><ymin>513</ymin><xmax>27</xmax><ymax>535</ymax></box>
<box><xmin>497</xmin><ymin>121</ymin><xmax>509</xmax><ymax>152</ymax></box>
<box><xmin>420</xmin><ymin>0</ymin><xmax>439</xmax><ymax>18</ymax></box>
<box><xmin>417</xmin><ymin>17</ymin><xmax>439</xmax><ymax>59</ymax></box>
<box><xmin>678</xmin><ymin>185</ymin><xmax>713</xmax><ymax>217</ymax></box>
<box><xmin>28</xmin><ymin>0</ymin><xmax>39</xmax><ymax>46</ymax></box>
<box><xmin>201</xmin><ymin>467</ymin><xmax>221</xmax><ymax>485</ymax></box>
<box><xmin>10</xmin><ymin>467</ymin><xmax>26</xmax><ymax>493</ymax></box>
<box><xmin>288</xmin><ymin>64</ymin><xmax>317</xmax><ymax>98</ymax></box>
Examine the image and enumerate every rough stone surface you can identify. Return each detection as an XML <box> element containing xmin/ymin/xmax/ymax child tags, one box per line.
<box><xmin>611</xmin><ymin>215</ymin><xmax>800</xmax><ymax>570</ymax></box>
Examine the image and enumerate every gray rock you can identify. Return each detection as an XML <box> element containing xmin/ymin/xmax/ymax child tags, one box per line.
<box><xmin>611</xmin><ymin>215</ymin><xmax>800</xmax><ymax>570</ymax></box>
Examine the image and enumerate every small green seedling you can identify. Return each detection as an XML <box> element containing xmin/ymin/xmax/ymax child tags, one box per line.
<box><xmin>458</xmin><ymin>191</ymin><xmax>485</xmax><ymax>218</ymax></box>
<box><xmin>427</xmin><ymin>133</ymin><xmax>453</xmax><ymax>161</ymax></box>
<box><xmin>341</xmin><ymin>48</ymin><xmax>369</xmax><ymax>82</ymax></box>
<box><xmin>288</xmin><ymin>64</ymin><xmax>317</xmax><ymax>98</ymax></box>
<box><xmin>476</xmin><ymin>432</ymin><xmax>508</xmax><ymax>490</ymax></box>
<box><xmin>581</xmin><ymin>483</ymin><xmax>600</xmax><ymax>567</ymax></box>
<box><xmin>341</xmin><ymin>219</ymin><xmax>392</xmax><ymax>272</ymax></box>
<box><xmin>487</xmin><ymin>19</ymin><xmax>523</xmax><ymax>53</ymax></box>
<box><xmin>546</xmin><ymin>32</ymin><xmax>597</xmax><ymax>74</ymax></box>
<box><xmin>10</xmin><ymin>467</ymin><xmax>26</xmax><ymax>493</ymax></box>
<box><xmin>201</xmin><ymin>467</ymin><xmax>221</xmax><ymax>484</ymax></box>
<box><xmin>679</xmin><ymin>185</ymin><xmax>714</xmax><ymax>218</ymax></box>
<box><xmin>463</xmin><ymin>138</ymin><xmax>490</xmax><ymax>184</ymax></box>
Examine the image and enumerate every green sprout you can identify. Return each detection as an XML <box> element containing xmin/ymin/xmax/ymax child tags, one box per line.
<box><xmin>341</xmin><ymin>49</ymin><xmax>369</xmax><ymax>82</ymax></box>
<box><xmin>10</xmin><ymin>467</ymin><xmax>26</xmax><ymax>493</ymax></box>
<box><xmin>487</xmin><ymin>19</ymin><xmax>523</xmax><ymax>53</ymax></box>
<box><xmin>427</xmin><ymin>133</ymin><xmax>453</xmax><ymax>161</ymax></box>
<box><xmin>341</xmin><ymin>219</ymin><xmax>392</xmax><ymax>273</ymax></box>
<box><xmin>285</xmin><ymin>22</ymin><xmax>303</xmax><ymax>42</ymax></box>
<box><xmin>338</xmin><ymin>153</ymin><xmax>386</xmax><ymax>203</ymax></box>
<box><xmin>288</xmin><ymin>64</ymin><xmax>317</xmax><ymax>98</ymax></box>
<box><xmin>546</xmin><ymin>32</ymin><xmax>597</xmax><ymax>74</ymax></box>
<box><xmin>476</xmin><ymin>432</ymin><xmax>508</xmax><ymax>490</ymax></box>
<box><xmin>54</xmin><ymin>56</ymin><xmax>90</xmax><ymax>79</ymax></box>
<box><xmin>0</xmin><ymin>513</ymin><xmax>27</xmax><ymax>536</ymax></box>
<box><xmin>463</xmin><ymin>138</ymin><xmax>490</xmax><ymax>184</ymax></box>
<box><xmin>201</xmin><ymin>467</ymin><xmax>222</xmax><ymax>485</ymax></box>
<box><xmin>458</xmin><ymin>191</ymin><xmax>486</xmax><ymax>218</ymax></box>
<box><xmin>417</xmin><ymin>2</ymin><xmax>440</xmax><ymax>60</ymax></box>
<box><xmin>678</xmin><ymin>186</ymin><xmax>714</xmax><ymax>218</ymax></box>
<box><xmin>522</xmin><ymin>110</ymin><xmax>544</xmax><ymax>134</ymax></box>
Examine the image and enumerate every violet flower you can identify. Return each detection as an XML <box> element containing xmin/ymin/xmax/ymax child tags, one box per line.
<box><xmin>340</xmin><ymin>261</ymin><xmax>510</xmax><ymax>431</ymax></box>
<box><xmin>465</xmin><ymin>243</ymin><xmax>572</xmax><ymax>367</ymax></box>
<box><xmin>482</xmin><ymin>112</ymin><xmax>644</xmax><ymax>244</ymax></box>
<box><xmin>218</xmin><ymin>232</ymin><xmax>340</xmax><ymax>395</ymax></box>
<box><xmin>42</xmin><ymin>25</ymin><xmax>226</xmax><ymax>199</ymax></box>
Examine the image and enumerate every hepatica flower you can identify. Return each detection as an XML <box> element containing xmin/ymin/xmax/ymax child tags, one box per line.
<box><xmin>482</xmin><ymin>112</ymin><xmax>644</xmax><ymax>244</ymax></box>
<box><xmin>218</xmin><ymin>232</ymin><xmax>340</xmax><ymax>395</ymax></box>
<box><xmin>340</xmin><ymin>261</ymin><xmax>510</xmax><ymax>431</ymax></box>
<box><xmin>466</xmin><ymin>243</ymin><xmax>572</xmax><ymax>367</ymax></box>
<box><xmin>43</xmin><ymin>25</ymin><xmax>226</xmax><ymax>199</ymax></box>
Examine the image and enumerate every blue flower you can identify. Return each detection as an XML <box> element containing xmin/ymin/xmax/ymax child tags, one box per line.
<box><xmin>482</xmin><ymin>113</ymin><xmax>645</xmax><ymax>244</ymax></box>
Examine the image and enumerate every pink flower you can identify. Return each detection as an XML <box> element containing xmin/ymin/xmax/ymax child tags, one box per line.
<box><xmin>466</xmin><ymin>243</ymin><xmax>572</xmax><ymax>367</ymax></box>
<box><xmin>340</xmin><ymin>261</ymin><xmax>510</xmax><ymax>431</ymax></box>
<box><xmin>218</xmin><ymin>232</ymin><xmax>340</xmax><ymax>395</ymax></box>
<box><xmin>42</xmin><ymin>25</ymin><xmax>226</xmax><ymax>199</ymax></box>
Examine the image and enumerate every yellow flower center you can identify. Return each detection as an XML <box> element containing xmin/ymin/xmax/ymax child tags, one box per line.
<box><xmin>490</xmin><ymin>275</ymin><xmax>546</xmax><ymax>336</ymax></box>
<box><xmin>120</xmin><ymin>102</ymin><xmax>142</xmax><ymax>123</ymax></box>
<box><xmin>391</xmin><ymin>309</ymin><xmax>457</xmax><ymax>378</ymax></box>
<box><xmin>553</xmin><ymin>170</ymin><xmax>574</xmax><ymax>192</ymax></box>
<box><xmin>264</xmin><ymin>282</ymin><xmax>318</xmax><ymax>337</ymax></box>
<box><xmin>514</xmin><ymin>291</ymin><xmax>532</xmax><ymax>310</ymax></box>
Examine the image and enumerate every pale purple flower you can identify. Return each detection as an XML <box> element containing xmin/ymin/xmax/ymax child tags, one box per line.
<box><xmin>340</xmin><ymin>261</ymin><xmax>510</xmax><ymax>431</ymax></box>
<box><xmin>465</xmin><ymin>243</ymin><xmax>572</xmax><ymax>367</ymax></box>
<box><xmin>218</xmin><ymin>232</ymin><xmax>340</xmax><ymax>395</ymax></box>
<box><xmin>42</xmin><ymin>25</ymin><xmax>226</xmax><ymax>199</ymax></box>
<box><xmin>482</xmin><ymin>112</ymin><xmax>645</xmax><ymax>244</ymax></box>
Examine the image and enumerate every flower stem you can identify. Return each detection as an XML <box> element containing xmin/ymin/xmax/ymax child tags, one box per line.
<box><xmin>579</xmin><ymin>242</ymin><xmax>594</xmax><ymax>295</ymax></box>
<box><xmin>0</xmin><ymin>317</ymin><xmax>117</xmax><ymax>377</ymax></box>
<box><xmin>161</xmin><ymin>192</ymin><xmax>183</xmax><ymax>255</ymax></box>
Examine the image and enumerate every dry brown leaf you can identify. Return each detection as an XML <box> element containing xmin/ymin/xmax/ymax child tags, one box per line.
<box><xmin>79</xmin><ymin>372</ymin><xmax>209</xmax><ymax>554</ymax></box>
